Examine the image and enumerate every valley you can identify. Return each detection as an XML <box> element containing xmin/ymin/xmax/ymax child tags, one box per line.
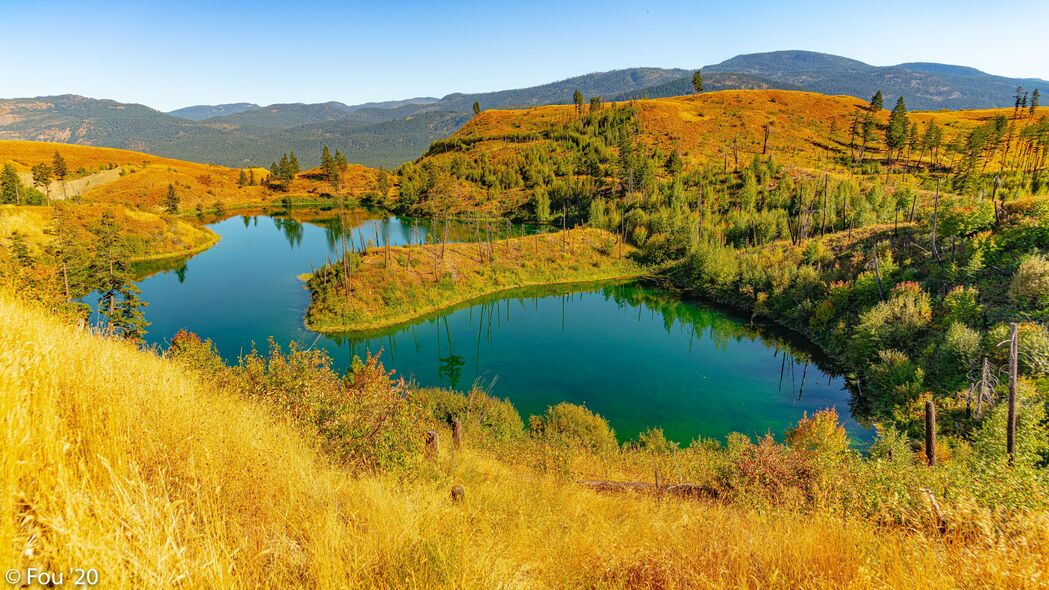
<box><xmin>2</xmin><ymin>37</ymin><xmax>1048</xmax><ymax>587</ymax></box>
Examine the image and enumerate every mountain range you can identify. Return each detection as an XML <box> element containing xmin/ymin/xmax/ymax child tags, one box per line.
<box><xmin>1</xmin><ymin>51</ymin><xmax>1045</xmax><ymax>169</ymax></box>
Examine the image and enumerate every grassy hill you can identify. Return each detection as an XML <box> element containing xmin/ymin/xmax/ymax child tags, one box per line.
<box><xmin>2</xmin><ymin>285</ymin><xmax>1045</xmax><ymax>588</ymax></box>
<box><xmin>0</xmin><ymin>140</ymin><xmax>385</xmax><ymax>211</ymax></box>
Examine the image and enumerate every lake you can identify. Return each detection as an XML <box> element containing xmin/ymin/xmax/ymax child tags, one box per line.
<box><xmin>128</xmin><ymin>208</ymin><xmax>871</xmax><ymax>444</ymax></box>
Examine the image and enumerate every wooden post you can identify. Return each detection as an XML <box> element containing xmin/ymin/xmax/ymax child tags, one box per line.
<box><xmin>452</xmin><ymin>418</ymin><xmax>463</xmax><ymax>449</ymax></box>
<box><xmin>1007</xmin><ymin>323</ymin><xmax>1018</xmax><ymax>466</ymax></box>
<box><xmin>925</xmin><ymin>400</ymin><xmax>936</xmax><ymax>466</ymax></box>
<box><xmin>425</xmin><ymin>430</ymin><xmax>439</xmax><ymax>459</ymax></box>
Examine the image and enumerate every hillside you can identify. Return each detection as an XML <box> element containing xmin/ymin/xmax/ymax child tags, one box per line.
<box><xmin>2</xmin><ymin>285</ymin><xmax>1045</xmax><ymax>588</ymax></box>
<box><xmin>705</xmin><ymin>50</ymin><xmax>1049</xmax><ymax>110</ymax></box>
<box><xmin>168</xmin><ymin>102</ymin><xmax>260</xmax><ymax>121</ymax></box>
<box><xmin>0</xmin><ymin>140</ymin><xmax>384</xmax><ymax>211</ymax></box>
<box><xmin>386</xmin><ymin>89</ymin><xmax>1042</xmax><ymax>219</ymax></box>
<box><xmin>4</xmin><ymin>54</ymin><xmax>1044</xmax><ymax>169</ymax></box>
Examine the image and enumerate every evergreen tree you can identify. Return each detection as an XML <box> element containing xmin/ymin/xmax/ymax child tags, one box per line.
<box><xmin>269</xmin><ymin>162</ymin><xmax>279</xmax><ymax>179</ymax></box>
<box><xmin>278</xmin><ymin>154</ymin><xmax>292</xmax><ymax>182</ymax></box>
<box><xmin>249</xmin><ymin>169</ymin><xmax>256</xmax><ymax>186</ymax></box>
<box><xmin>334</xmin><ymin>149</ymin><xmax>348</xmax><ymax>171</ymax></box>
<box><xmin>573</xmin><ymin>90</ymin><xmax>584</xmax><ymax>115</ymax></box>
<box><xmin>52</xmin><ymin>151</ymin><xmax>67</xmax><ymax>181</ymax></box>
<box><xmin>321</xmin><ymin>146</ymin><xmax>340</xmax><ymax>188</ymax></box>
<box><xmin>47</xmin><ymin>204</ymin><xmax>92</xmax><ymax>301</ymax></box>
<box><xmin>164</xmin><ymin>183</ymin><xmax>180</xmax><ymax>214</ymax></box>
<box><xmin>1022</xmin><ymin>92</ymin><xmax>1029</xmax><ymax>109</ymax></box>
<box><xmin>472</xmin><ymin>101</ymin><xmax>481</xmax><ymax>116</ymax></box>
<box><xmin>238</xmin><ymin>169</ymin><xmax>247</xmax><ymax>187</ymax></box>
<box><xmin>377</xmin><ymin>169</ymin><xmax>390</xmax><ymax>196</ymax></box>
<box><xmin>589</xmin><ymin>96</ymin><xmax>602</xmax><ymax>113</ymax></box>
<box><xmin>1</xmin><ymin>163</ymin><xmax>22</xmax><ymax>204</ymax></box>
<box><xmin>1032</xmin><ymin>89</ymin><xmax>1041</xmax><ymax>115</ymax></box>
<box><xmin>7</xmin><ymin>231</ymin><xmax>33</xmax><ymax>267</ymax></box>
<box><xmin>31</xmin><ymin>163</ymin><xmax>52</xmax><ymax>197</ymax></box>
<box><xmin>885</xmin><ymin>96</ymin><xmax>909</xmax><ymax>163</ymax></box>
<box><xmin>692</xmin><ymin>70</ymin><xmax>703</xmax><ymax>94</ymax></box>
<box><xmin>92</xmin><ymin>211</ymin><xmax>149</xmax><ymax>341</ymax></box>
<box><xmin>289</xmin><ymin>151</ymin><xmax>300</xmax><ymax>174</ymax></box>
<box><xmin>869</xmin><ymin>90</ymin><xmax>884</xmax><ymax>112</ymax></box>
<box><xmin>1016</xmin><ymin>86</ymin><xmax>1025</xmax><ymax>112</ymax></box>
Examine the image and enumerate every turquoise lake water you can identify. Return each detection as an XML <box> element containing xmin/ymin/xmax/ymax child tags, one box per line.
<box><xmin>129</xmin><ymin>209</ymin><xmax>871</xmax><ymax>444</ymax></box>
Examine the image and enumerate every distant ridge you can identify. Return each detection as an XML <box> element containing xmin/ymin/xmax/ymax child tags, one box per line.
<box><xmin>3</xmin><ymin>51</ymin><xmax>1047</xmax><ymax>168</ymax></box>
<box><xmin>169</xmin><ymin>103</ymin><xmax>259</xmax><ymax>121</ymax></box>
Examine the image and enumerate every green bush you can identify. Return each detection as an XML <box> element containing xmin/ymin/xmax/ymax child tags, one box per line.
<box><xmin>531</xmin><ymin>402</ymin><xmax>617</xmax><ymax>453</ymax></box>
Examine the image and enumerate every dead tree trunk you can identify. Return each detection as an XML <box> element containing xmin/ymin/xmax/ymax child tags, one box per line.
<box><xmin>1007</xmin><ymin>323</ymin><xmax>1018</xmax><ymax>466</ymax></box>
<box><xmin>925</xmin><ymin>400</ymin><xmax>937</xmax><ymax>466</ymax></box>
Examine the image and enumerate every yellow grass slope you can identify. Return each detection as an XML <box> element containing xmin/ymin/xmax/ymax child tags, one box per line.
<box><xmin>0</xmin><ymin>140</ymin><xmax>384</xmax><ymax>210</ymax></box>
<box><xmin>0</xmin><ymin>204</ymin><xmax>217</xmax><ymax>261</ymax></box>
<box><xmin>436</xmin><ymin>89</ymin><xmax>1024</xmax><ymax>171</ymax></box>
<box><xmin>3</xmin><ymin>291</ymin><xmax>1043</xmax><ymax>588</ymax></box>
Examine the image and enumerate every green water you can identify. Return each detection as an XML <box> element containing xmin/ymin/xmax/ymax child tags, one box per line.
<box><xmin>131</xmin><ymin>209</ymin><xmax>871</xmax><ymax>444</ymax></box>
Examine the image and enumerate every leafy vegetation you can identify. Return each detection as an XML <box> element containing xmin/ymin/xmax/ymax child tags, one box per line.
<box><xmin>306</xmin><ymin>227</ymin><xmax>640</xmax><ymax>332</ymax></box>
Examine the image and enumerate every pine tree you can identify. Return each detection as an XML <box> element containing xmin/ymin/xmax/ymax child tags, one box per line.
<box><xmin>573</xmin><ymin>90</ymin><xmax>584</xmax><ymax>115</ymax></box>
<box><xmin>1022</xmin><ymin>92</ymin><xmax>1029</xmax><ymax>109</ymax></box>
<box><xmin>48</xmin><ymin>204</ymin><xmax>91</xmax><ymax>301</ymax></box>
<box><xmin>589</xmin><ymin>96</ymin><xmax>602</xmax><ymax>113</ymax></box>
<box><xmin>278</xmin><ymin>154</ymin><xmax>292</xmax><ymax>182</ymax></box>
<box><xmin>1015</xmin><ymin>86</ymin><xmax>1025</xmax><ymax>113</ymax></box>
<box><xmin>1032</xmin><ymin>89</ymin><xmax>1041</xmax><ymax>115</ymax></box>
<box><xmin>164</xmin><ymin>183</ymin><xmax>180</xmax><ymax>214</ymax></box>
<box><xmin>269</xmin><ymin>162</ymin><xmax>279</xmax><ymax>179</ymax></box>
<box><xmin>249</xmin><ymin>169</ymin><xmax>256</xmax><ymax>186</ymax></box>
<box><xmin>472</xmin><ymin>101</ymin><xmax>481</xmax><ymax>116</ymax></box>
<box><xmin>869</xmin><ymin>90</ymin><xmax>884</xmax><ymax>112</ymax></box>
<box><xmin>885</xmin><ymin>96</ymin><xmax>909</xmax><ymax>163</ymax></box>
<box><xmin>321</xmin><ymin>146</ymin><xmax>340</xmax><ymax>188</ymax></box>
<box><xmin>1</xmin><ymin>163</ymin><xmax>22</xmax><ymax>204</ymax></box>
<box><xmin>31</xmin><ymin>163</ymin><xmax>52</xmax><ymax>197</ymax></box>
<box><xmin>238</xmin><ymin>169</ymin><xmax>247</xmax><ymax>187</ymax></box>
<box><xmin>92</xmin><ymin>211</ymin><xmax>149</xmax><ymax>341</ymax></box>
<box><xmin>289</xmin><ymin>151</ymin><xmax>300</xmax><ymax>174</ymax></box>
<box><xmin>7</xmin><ymin>231</ymin><xmax>33</xmax><ymax>267</ymax></box>
<box><xmin>692</xmin><ymin>70</ymin><xmax>703</xmax><ymax>94</ymax></box>
<box><xmin>52</xmin><ymin>151</ymin><xmax>67</xmax><ymax>181</ymax></box>
<box><xmin>334</xmin><ymin>149</ymin><xmax>348</xmax><ymax>171</ymax></box>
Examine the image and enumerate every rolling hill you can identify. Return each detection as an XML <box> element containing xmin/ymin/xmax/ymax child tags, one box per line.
<box><xmin>703</xmin><ymin>50</ymin><xmax>1049</xmax><ymax>110</ymax></box>
<box><xmin>168</xmin><ymin>103</ymin><xmax>260</xmax><ymax>121</ymax></box>
<box><xmin>2</xmin><ymin>54</ymin><xmax>1045</xmax><ymax>170</ymax></box>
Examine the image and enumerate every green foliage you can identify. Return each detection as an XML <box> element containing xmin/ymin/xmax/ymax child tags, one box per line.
<box><xmin>531</xmin><ymin>402</ymin><xmax>617</xmax><ymax>453</ymax></box>
<box><xmin>164</xmin><ymin>183</ymin><xmax>180</xmax><ymax>214</ymax></box>
<box><xmin>1010</xmin><ymin>253</ymin><xmax>1049</xmax><ymax>310</ymax></box>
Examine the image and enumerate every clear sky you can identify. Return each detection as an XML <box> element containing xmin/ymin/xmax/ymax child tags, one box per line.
<box><xmin>3</xmin><ymin>0</ymin><xmax>1047</xmax><ymax>112</ymax></box>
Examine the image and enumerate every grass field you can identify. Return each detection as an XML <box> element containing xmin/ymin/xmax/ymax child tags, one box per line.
<box><xmin>306</xmin><ymin>227</ymin><xmax>641</xmax><ymax>332</ymax></box>
<box><xmin>3</xmin><ymin>288</ymin><xmax>1047</xmax><ymax>588</ymax></box>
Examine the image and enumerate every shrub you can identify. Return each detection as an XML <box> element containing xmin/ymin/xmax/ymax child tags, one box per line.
<box><xmin>785</xmin><ymin>409</ymin><xmax>850</xmax><ymax>457</ymax></box>
<box><xmin>853</xmin><ymin>282</ymin><xmax>932</xmax><ymax>358</ymax></box>
<box><xmin>531</xmin><ymin>402</ymin><xmax>617</xmax><ymax>453</ymax></box>
<box><xmin>941</xmin><ymin>286</ymin><xmax>983</xmax><ymax>327</ymax></box>
<box><xmin>1009</xmin><ymin>253</ymin><xmax>1049</xmax><ymax>310</ymax></box>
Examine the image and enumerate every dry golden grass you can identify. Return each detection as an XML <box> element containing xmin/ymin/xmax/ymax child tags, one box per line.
<box><xmin>2</xmin><ymin>291</ymin><xmax>1047</xmax><ymax>588</ymax></box>
<box><xmin>0</xmin><ymin>203</ymin><xmax>217</xmax><ymax>261</ymax></box>
<box><xmin>0</xmin><ymin>141</ymin><xmax>386</xmax><ymax>211</ymax></box>
<box><xmin>434</xmin><ymin>90</ymin><xmax>1042</xmax><ymax>176</ymax></box>
<box><xmin>4</xmin><ymin>291</ymin><xmax>1047</xmax><ymax>588</ymax></box>
<box><xmin>306</xmin><ymin>227</ymin><xmax>640</xmax><ymax>332</ymax></box>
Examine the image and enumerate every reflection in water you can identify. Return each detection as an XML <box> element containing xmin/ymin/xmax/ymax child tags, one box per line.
<box><xmin>130</xmin><ymin>210</ymin><xmax>870</xmax><ymax>445</ymax></box>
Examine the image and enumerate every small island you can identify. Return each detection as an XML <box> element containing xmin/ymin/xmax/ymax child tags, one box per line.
<box><xmin>305</xmin><ymin>226</ymin><xmax>642</xmax><ymax>332</ymax></box>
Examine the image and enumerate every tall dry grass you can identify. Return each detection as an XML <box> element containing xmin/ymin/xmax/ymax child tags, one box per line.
<box><xmin>2</xmin><ymin>292</ymin><xmax>1045</xmax><ymax>588</ymax></box>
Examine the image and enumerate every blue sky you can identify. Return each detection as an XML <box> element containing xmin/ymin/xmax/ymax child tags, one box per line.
<box><xmin>3</xmin><ymin>0</ymin><xmax>1047</xmax><ymax>111</ymax></box>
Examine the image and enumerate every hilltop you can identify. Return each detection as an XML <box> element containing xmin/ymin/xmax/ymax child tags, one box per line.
<box><xmin>4</xmin><ymin>52</ymin><xmax>1043</xmax><ymax>169</ymax></box>
<box><xmin>382</xmin><ymin>89</ymin><xmax>1042</xmax><ymax>218</ymax></box>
